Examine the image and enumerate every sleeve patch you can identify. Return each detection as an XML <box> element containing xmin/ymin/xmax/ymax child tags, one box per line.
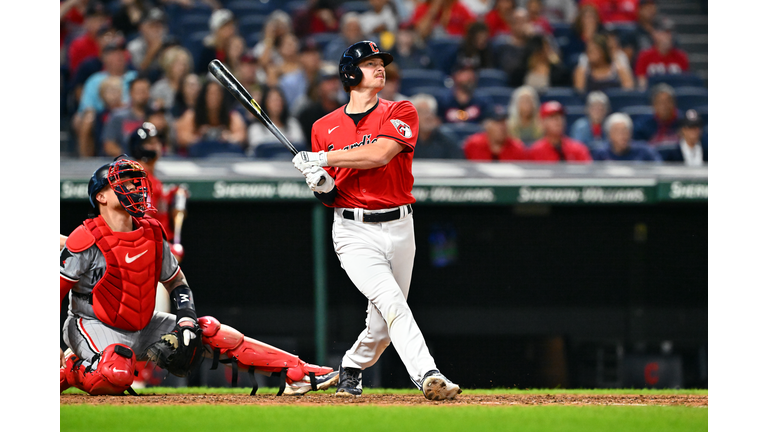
<box><xmin>390</xmin><ymin>119</ymin><xmax>413</xmax><ymax>139</ymax></box>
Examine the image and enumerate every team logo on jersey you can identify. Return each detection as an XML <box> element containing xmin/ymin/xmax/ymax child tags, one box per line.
<box><xmin>390</xmin><ymin>119</ymin><xmax>412</xmax><ymax>139</ymax></box>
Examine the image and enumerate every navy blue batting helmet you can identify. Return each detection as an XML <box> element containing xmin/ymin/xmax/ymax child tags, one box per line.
<box><xmin>339</xmin><ymin>40</ymin><xmax>393</xmax><ymax>87</ymax></box>
<box><xmin>88</xmin><ymin>162</ymin><xmax>111</xmax><ymax>209</ymax></box>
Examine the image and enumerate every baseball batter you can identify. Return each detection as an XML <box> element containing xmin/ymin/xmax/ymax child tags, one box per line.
<box><xmin>60</xmin><ymin>157</ymin><xmax>338</xmax><ymax>396</ymax></box>
<box><xmin>292</xmin><ymin>41</ymin><xmax>461</xmax><ymax>401</ymax></box>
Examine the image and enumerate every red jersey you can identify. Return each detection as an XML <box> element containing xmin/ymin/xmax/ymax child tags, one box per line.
<box><xmin>146</xmin><ymin>170</ymin><xmax>172</xmax><ymax>240</ymax></box>
<box><xmin>484</xmin><ymin>9</ymin><xmax>510</xmax><ymax>37</ymax></box>
<box><xmin>463</xmin><ymin>132</ymin><xmax>527</xmax><ymax>161</ymax></box>
<box><xmin>634</xmin><ymin>47</ymin><xmax>689</xmax><ymax>78</ymax></box>
<box><xmin>68</xmin><ymin>34</ymin><xmax>100</xmax><ymax>73</ymax></box>
<box><xmin>409</xmin><ymin>2</ymin><xmax>475</xmax><ymax>36</ymax></box>
<box><xmin>311</xmin><ymin>98</ymin><xmax>419</xmax><ymax>210</ymax></box>
<box><xmin>581</xmin><ymin>0</ymin><xmax>639</xmax><ymax>23</ymax></box>
<box><xmin>528</xmin><ymin>136</ymin><xmax>592</xmax><ymax>162</ymax></box>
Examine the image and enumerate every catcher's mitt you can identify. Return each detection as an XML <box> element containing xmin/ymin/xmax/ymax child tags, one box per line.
<box><xmin>146</xmin><ymin>320</ymin><xmax>203</xmax><ymax>377</ymax></box>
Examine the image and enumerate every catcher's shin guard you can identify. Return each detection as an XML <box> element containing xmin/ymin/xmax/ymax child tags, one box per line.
<box><xmin>63</xmin><ymin>344</ymin><xmax>137</xmax><ymax>395</ymax></box>
<box><xmin>198</xmin><ymin>316</ymin><xmax>334</xmax><ymax>395</ymax></box>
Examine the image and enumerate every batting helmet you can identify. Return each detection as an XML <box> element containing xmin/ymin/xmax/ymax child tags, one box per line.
<box><xmin>128</xmin><ymin>122</ymin><xmax>160</xmax><ymax>163</ymax></box>
<box><xmin>87</xmin><ymin>156</ymin><xmax>155</xmax><ymax>217</ymax></box>
<box><xmin>339</xmin><ymin>40</ymin><xmax>393</xmax><ymax>87</ymax></box>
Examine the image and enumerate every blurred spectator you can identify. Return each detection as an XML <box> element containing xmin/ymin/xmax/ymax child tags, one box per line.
<box><xmin>455</xmin><ymin>22</ymin><xmax>494</xmax><ymax>70</ymax></box>
<box><xmin>528</xmin><ymin>101</ymin><xmax>591</xmax><ymax>162</ymax></box>
<box><xmin>76</xmin><ymin>76</ymin><xmax>124</xmax><ymax>157</ymax></box>
<box><xmin>538</xmin><ymin>0</ymin><xmax>578</xmax><ymax>24</ymax></box>
<box><xmin>581</xmin><ymin>0</ymin><xmax>639</xmax><ymax>24</ymax></box>
<box><xmin>410</xmin><ymin>0</ymin><xmax>476</xmax><ymax>39</ymax></box>
<box><xmin>293</xmin><ymin>0</ymin><xmax>340</xmax><ymax>38</ymax></box>
<box><xmin>247</xmin><ymin>86</ymin><xmax>305</xmax><ymax>156</ymax></box>
<box><xmin>605</xmin><ymin>28</ymin><xmax>634</xmax><ymax>70</ymax></box>
<box><xmin>509</xmin><ymin>34</ymin><xmax>570</xmax><ymax>90</ymax></box>
<box><xmin>438</xmin><ymin>65</ymin><xmax>492</xmax><ymax>124</ymax></box>
<box><xmin>196</xmin><ymin>9</ymin><xmax>237</xmax><ymax>75</ymax></box>
<box><xmin>147</xmin><ymin>103</ymin><xmax>171</xmax><ymax>150</ymax></box>
<box><xmin>61</xmin><ymin>0</ymin><xmax>88</xmax><ymax>48</ymax></box>
<box><xmin>633</xmin><ymin>83</ymin><xmax>679</xmax><ymax>146</ymax></box>
<box><xmin>563</xmin><ymin>4</ymin><xmax>603</xmax><ymax>66</ymax></box>
<box><xmin>149</xmin><ymin>46</ymin><xmax>193</xmax><ymax>110</ymax></box>
<box><xmin>127</xmin><ymin>122</ymin><xmax>172</xmax><ymax>236</ymax></box>
<box><xmin>69</xmin><ymin>25</ymin><xmax>118</xmax><ymax>107</ymax></box>
<box><xmin>464</xmin><ymin>105</ymin><xmax>527</xmax><ymax>161</ymax></box>
<box><xmin>111</xmin><ymin>0</ymin><xmax>151</xmax><ymax>38</ymax></box>
<box><xmin>527</xmin><ymin>0</ymin><xmax>553</xmax><ymax>35</ymax></box>
<box><xmin>592</xmin><ymin>113</ymin><xmax>661</xmax><ymax>161</ymax></box>
<box><xmin>274</xmin><ymin>34</ymin><xmax>309</xmax><ymax>111</ymax></box>
<box><xmin>77</xmin><ymin>40</ymin><xmax>137</xmax><ymax>114</ymax></box>
<box><xmin>657</xmin><ymin>109</ymin><xmax>707</xmax><ymax>165</ymax></box>
<box><xmin>175</xmin><ymin>79</ymin><xmax>248</xmax><ymax>154</ymax></box>
<box><xmin>379</xmin><ymin>63</ymin><xmax>407</xmax><ymax>102</ymax></box>
<box><xmin>506</xmin><ymin>85</ymin><xmax>543</xmax><ymax>145</ymax></box>
<box><xmin>101</xmin><ymin>75</ymin><xmax>152</xmax><ymax>157</ymax></box>
<box><xmin>569</xmin><ymin>90</ymin><xmax>609</xmax><ymax>149</ymax></box>
<box><xmin>171</xmin><ymin>73</ymin><xmax>201</xmax><ymax>119</ymax></box>
<box><xmin>411</xmin><ymin>93</ymin><xmax>464</xmax><ymax>159</ymax></box>
<box><xmin>290</xmin><ymin>40</ymin><xmax>324</xmax><ymax>115</ymax></box>
<box><xmin>254</xmin><ymin>10</ymin><xmax>294</xmax><ymax>67</ymax></box>
<box><xmin>127</xmin><ymin>8</ymin><xmax>167</xmax><ymax>77</ymax></box>
<box><xmin>297</xmin><ymin>65</ymin><xmax>343</xmax><ymax>145</ymax></box>
<box><xmin>484</xmin><ymin>0</ymin><xmax>515</xmax><ymax>38</ymax></box>
<box><xmin>573</xmin><ymin>33</ymin><xmax>634</xmax><ymax>93</ymax></box>
<box><xmin>494</xmin><ymin>8</ymin><xmax>534</xmax><ymax>79</ymax></box>
<box><xmin>391</xmin><ymin>25</ymin><xmax>432</xmax><ymax>69</ymax></box>
<box><xmin>634</xmin><ymin>18</ymin><xmax>689</xmax><ymax>90</ymax></box>
<box><xmin>323</xmin><ymin>13</ymin><xmax>367</xmax><ymax>63</ymax></box>
<box><xmin>360</xmin><ymin>0</ymin><xmax>399</xmax><ymax>37</ymax></box>
<box><xmin>235</xmin><ymin>53</ymin><xmax>263</xmax><ymax>109</ymax></box>
<box><xmin>634</xmin><ymin>0</ymin><xmax>658</xmax><ymax>51</ymax></box>
<box><xmin>223</xmin><ymin>35</ymin><xmax>246</xmax><ymax>72</ymax></box>
<box><xmin>67</xmin><ymin>2</ymin><xmax>109</xmax><ymax>73</ymax></box>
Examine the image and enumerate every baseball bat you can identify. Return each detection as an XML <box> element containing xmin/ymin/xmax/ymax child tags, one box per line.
<box><xmin>208</xmin><ymin>60</ymin><xmax>324</xmax><ymax>185</ymax></box>
<box><xmin>171</xmin><ymin>186</ymin><xmax>188</xmax><ymax>260</ymax></box>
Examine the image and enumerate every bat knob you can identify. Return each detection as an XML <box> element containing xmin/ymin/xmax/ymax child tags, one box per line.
<box><xmin>318</xmin><ymin>177</ymin><xmax>326</xmax><ymax>186</ymax></box>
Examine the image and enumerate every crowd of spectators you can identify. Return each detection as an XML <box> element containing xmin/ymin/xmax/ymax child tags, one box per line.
<box><xmin>61</xmin><ymin>0</ymin><xmax>707</xmax><ymax>165</ymax></box>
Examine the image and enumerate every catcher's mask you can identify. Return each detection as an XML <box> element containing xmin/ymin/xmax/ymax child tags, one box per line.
<box><xmin>105</xmin><ymin>156</ymin><xmax>155</xmax><ymax>217</ymax></box>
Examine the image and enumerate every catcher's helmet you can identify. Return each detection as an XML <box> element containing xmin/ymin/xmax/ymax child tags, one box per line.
<box><xmin>339</xmin><ymin>40</ymin><xmax>393</xmax><ymax>87</ymax></box>
<box><xmin>128</xmin><ymin>122</ymin><xmax>160</xmax><ymax>163</ymax></box>
<box><xmin>87</xmin><ymin>156</ymin><xmax>155</xmax><ymax>217</ymax></box>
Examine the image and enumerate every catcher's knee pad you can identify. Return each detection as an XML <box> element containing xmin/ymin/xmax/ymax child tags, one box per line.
<box><xmin>65</xmin><ymin>344</ymin><xmax>136</xmax><ymax>395</ymax></box>
<box><xmin>198</xmin><ymin>316</ymin><xmax>333</xmax><ymax>383</ymax></box>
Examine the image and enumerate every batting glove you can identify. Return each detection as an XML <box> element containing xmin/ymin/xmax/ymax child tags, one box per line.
<box><xmin>293</xmin><ymin>151</ymin><xmax>328</xmax><ymax>172</ymax></box>
<box><xmin>302</xmin><ymin>166</ymin><xmax>335</xmax><ymax>193</ymax></box>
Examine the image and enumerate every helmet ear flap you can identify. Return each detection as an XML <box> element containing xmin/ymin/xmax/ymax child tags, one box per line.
<box><xmin>342</xmin><ymin>63</ymin><xmax>362</xmax><ymax>87</ymax></box>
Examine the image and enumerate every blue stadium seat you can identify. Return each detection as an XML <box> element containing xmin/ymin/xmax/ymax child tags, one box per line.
<box><xmin>426</xmin><ymin>36</ymin><xmax>462</xmax><ymax>75</ymax></box>
<box><xmin>286</xmin><ymin>0</ymin><xmax>306</xmax><ymax>14</ymax></box>
<box><xmin>674</xmin><ymin>87</ymin><xmax>708</xmax><ymax>112</ymax></box>
<box><xmin>187</xmin><ymin>141</ymin><xmax>246</xmax><ymax>158</ymax></box>
<box><xmin>405</xmin><ymin>86</ymin><xmax>451</xmax><ymax>101</ymax></box>
<box><xmin>539</xmin><ymin>87</ymin><xmax>584</xmax><ymax>106</ymax></box>
<box><xmin>475</xmin><ymin>86</ymin><xmax>514</xmax><ymax>107</ymax></box>
<box><xmin>179</xmin><ymin>15</ymin><xmax>210</xmax><ymax>37</ymax></box>
<box><xmin>603</xmin><ymin>89</ymin><xmax>650</xmax><ymax>111</ymax></box>
<box><xmin>254</xmin><ymin>142</ymin><xmax>306</xmax><ymax>160</ymax></box>
<box><xmin>621</xmin><ymin>105</ymin><xmax>655</xmax><ymax>127</ymax></box>
<box><xmin>477</xmin><ymin>69</ymin><xmax>508</xmax><ymax>88</ymax></box>
<box><xmin>227</xmin><ymin>0</ymin><xmax>276</xmax><ymax>16</ymax></box>
<box><xmin>399</xmin><ymin>69</ymin><xmax>447</xmax><ymax>96</ymax></box>
<box><xmin>551</xmin><ymin>22</ymin><xmax>571</xmax><ymax>39</ymax></box>
<box><xmin>648</xmin><ymin>73</ymin><xmax>705</xmax><ymax>89</ymax></box>
<box><xmin>564</xmin><ymin>105</ymin><xmax>585</xmax><ymax>131</ymax></box>
<box><xmin>246</xmin><ymin>32</ymin><xmax>262</xmax><ymax>48</ymax></box>
<box><xmin>183</xmin><ymin>31</ymin><xmax>209</xmax><ymax>68</ymax></box>
<box><xmin>442</xmin><ymin>122</ymin><xmax>484</xmax><ymax>146</ymax></box>
<box><xmin>238</xmin><ymin>15</ymin><xmax>269</xmax><ymax>38</ymax></box>
<box><xmin>338</xmin><ymin>1</ymin><xmax>371</xmax><ymax>14</ymax></box>
<box><xmin>309</xmin><ymin>33</ymin><xmax>338</xmax><ymax>53</ymax></box>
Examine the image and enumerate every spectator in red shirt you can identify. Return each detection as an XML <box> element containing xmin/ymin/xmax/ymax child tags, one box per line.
<box><xmin>527</xmin><ymin>0</ymin><xmax>554</xmax><ymax>35</ymax></box>
<box><xmin>484</xmin><ymin>0</ymin><xmax>516</xmax><ymax>38</ymax></box>
<box><xmin>464</xmin><ymin>105</ymin><xmax>528</xmax><ymax>161</ymax></box>
<box><xmin>60</xmin><ymin>0</ymin><xmax>87</xmax><ymax>48</ymax></box>
<box><xmin>634</xmin><ymin>18</ymin><xmax>689</xmax><ymax>89</ymax></box>
<box><xmin>528</xmin><ymin>101</ymin><xmax>592</xmax><ymax>162</ymax></box>
<box><xmin>67</xmin><ymin>2</ymin><xmax>109</xmax><ymax>73</ymax></box>
<box><xmin>411</xmin><ymin>0</ymin><xmax>476</xmax><ymax>40</ymax></box>
<box><xmin>293</xmin><ymin>0</ymin><xmax>340</xmax><ymax>38</ymax></box>
<box><xmin>581</xmin><ymin>0</ymin><xmax>639</xmax><ymax>24</ymax></box>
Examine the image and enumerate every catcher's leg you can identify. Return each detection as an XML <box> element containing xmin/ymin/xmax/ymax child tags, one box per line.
<box><xmin>197</xmin><ymin>316</ymin><xmax>338</xmax><ymax>395</ymax></box>
<box><xmin>63</xmin><ymin>343</ymin><xmax>137</xmax><ymax>395</ymax></box>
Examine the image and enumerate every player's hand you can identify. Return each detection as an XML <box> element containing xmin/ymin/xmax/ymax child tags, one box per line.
<box><xmin>293</xmin><ymin>151</ymin><xmax>328</xmax><ymax>172</ymax></box>
<box><xmin>302</xmin><ymin>166</ymin><xmax>335</xmax><ymax>193</ymax></box>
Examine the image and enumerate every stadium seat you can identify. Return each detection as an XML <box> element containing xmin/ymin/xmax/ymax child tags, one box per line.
<box><xmin>475</xmin><ymin>86</ymin><xmax>514</xmax><ymax>106</ymax></box>
<box><xmin>227</xmin><ymin>0</ymin><xmax>275</xmax><ymax>16</ymax></box>
<box><xmin>187</xmin><ymin>141</ymin><xmax>246</xmax><ymax>158</ymax></box>
<box><xmin>183</xmin><ymin>31</ymin><xmax>209</xmax><ymax>68</ymax></box>
<box><xmin>399</xmin><ymin>69</ymin><xmax>448</xmax><ymax>96</ymax></box>
<box><xmin>551</xmin><ymin>22</ymin><xmax>571</xmax><ymax>39</ymax></box>
<box><xmin>539</xmin><ymin>87</ymin><xmax>584</xmax><ymax>107</ymax></box>
<box><xmin>477</xmin><ymin>69</ymin><xmax>508</xmax><ymax>88</ymax></box>
<box><xmin>238</xmin><ymin>15</ymin><xmax>269</xmax><ymax>38</ymax></box>
<box><xmin>564</xmin><ymin>105</ymin><xmax>585</xmax><ymax>130</ymax></box>
<box><xmin>310</xmin><ymin>33</ymin><xmax>338</xmax><ymax>53</ymax></box>
<box><xmin>426</xmin><ymin>36</ymin><xmax>462</xmax><ymax>75</ymax></box>
<box><xmin>405</xmin><ymin>86</ymin><xmax>451</xmax><ymax>101</ymax></box>
<box><xmin>674</xmin><ymin>87</ymin><xmax>708</xmax><ymax>112</ymax></box>
<box><xmin>338</xmin><ymin>1</ymin><xmax>371</xmax><ymax>14</ymax></box>
<box><xmin>603</xmin><ymin>89</ymin><xmax>649</xmax><ymax>111</ymax></box>
<box><xmin>648</xmin><ymin>73</ymin><xmax>705</xmax><ymax>89</ymax></box>
<box><xmin>179</xmin><ymin>15</ymin><xmax>210</xmax><ymax>38</ymax></box>
<box><xmin>442</xmin><ymin>123</ymin><xmax>484</xmax><ymax>146</ymax></box>
<box><xmin>254</xmin><ymin>142</ymin><xmax>305</xmax><ymax>160</ymax></box>
<box><xmin>621</xmin><ymin>105</ymin><xmax>655</xmax><ymax>127</ymax></box>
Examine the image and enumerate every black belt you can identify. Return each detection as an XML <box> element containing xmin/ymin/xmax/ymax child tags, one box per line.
<box><xmin>342</xmin><ymin>204</ymin><xmax>412</xmax><ymax>223</ymax></box>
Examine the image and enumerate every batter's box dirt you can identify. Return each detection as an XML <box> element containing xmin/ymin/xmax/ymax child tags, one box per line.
<box><xmin>60</xmin><ymin>393</ymin><xmax>708</xmax><ymax>407</ymax></box>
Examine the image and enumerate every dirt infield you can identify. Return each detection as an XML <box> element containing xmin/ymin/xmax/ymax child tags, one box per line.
<box><xmin>61</xmin><ymin>393</ymin><xmax>707</xmax><ymax>407</ymax></box>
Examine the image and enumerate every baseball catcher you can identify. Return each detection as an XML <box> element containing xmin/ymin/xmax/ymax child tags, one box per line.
<box><xmin>60</xmin><ymin>157</ymin><xmax>338</xmax><ymax>396</ymax></box>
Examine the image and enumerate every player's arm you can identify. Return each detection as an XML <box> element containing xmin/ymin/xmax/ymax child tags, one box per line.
<box><xmin>162</xmin><ymin>269</ymin><xmax>198</xmax><ymax>322</ymax></box>
<box><xmin>325</xmin><ymin>138</ymin><xmax>406</xmax><ymax>169</ymax></box>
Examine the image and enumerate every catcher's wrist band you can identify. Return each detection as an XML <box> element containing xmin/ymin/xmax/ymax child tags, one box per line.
<box><xmin>171</xmin><ymin>285</ymin><xmax>197</xmax><ymax>321</ymax></box>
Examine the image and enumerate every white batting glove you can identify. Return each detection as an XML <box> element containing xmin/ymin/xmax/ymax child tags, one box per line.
<box><xmin>302</xmin><ymin>166</ymin><xmax>335</xmax><ymax>193</ymax></box>
<box><xmin>293</xmin><ymin>151</ymin><xmax>328</xmax><ymax>172</ymax></box>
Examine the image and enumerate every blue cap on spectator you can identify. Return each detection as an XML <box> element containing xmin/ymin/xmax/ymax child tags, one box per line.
<box><xmin>487</xmin><ymin>105</ymin><xmax>508</xmax><ymax>121</ymax></box>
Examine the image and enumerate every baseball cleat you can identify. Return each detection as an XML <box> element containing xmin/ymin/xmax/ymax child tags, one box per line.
<box><xmin>420</xmin><ymin>370</ymin><xmax>461</xmax><ymax>401</ymax></box>
<box><xmin>282</xmin><ymin>370</ymin><xmax>340</xmax><ymax>396</ymax></box>
<box><xmin>335</xmin><ymin>365</ymin><xmax>363</xmax><ymax>397</ymax></box>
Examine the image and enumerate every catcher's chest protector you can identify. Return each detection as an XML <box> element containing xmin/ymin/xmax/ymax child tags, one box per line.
<box><xmin>84</xmin><ymin>216</ymin><xmax>164</xmax><ymax>331</ymax></box>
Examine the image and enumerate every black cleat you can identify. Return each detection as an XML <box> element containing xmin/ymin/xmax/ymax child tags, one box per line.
<box><xmin>335</xmin><ymin>364</ymin><xmax>363</xmax><ymax>397</ymax></box>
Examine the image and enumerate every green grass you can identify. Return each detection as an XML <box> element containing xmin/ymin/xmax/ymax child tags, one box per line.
<box><xmin>61</xmin><ymin>405</ymin><xmax>707</xmax><ymax>432</ymax></box>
